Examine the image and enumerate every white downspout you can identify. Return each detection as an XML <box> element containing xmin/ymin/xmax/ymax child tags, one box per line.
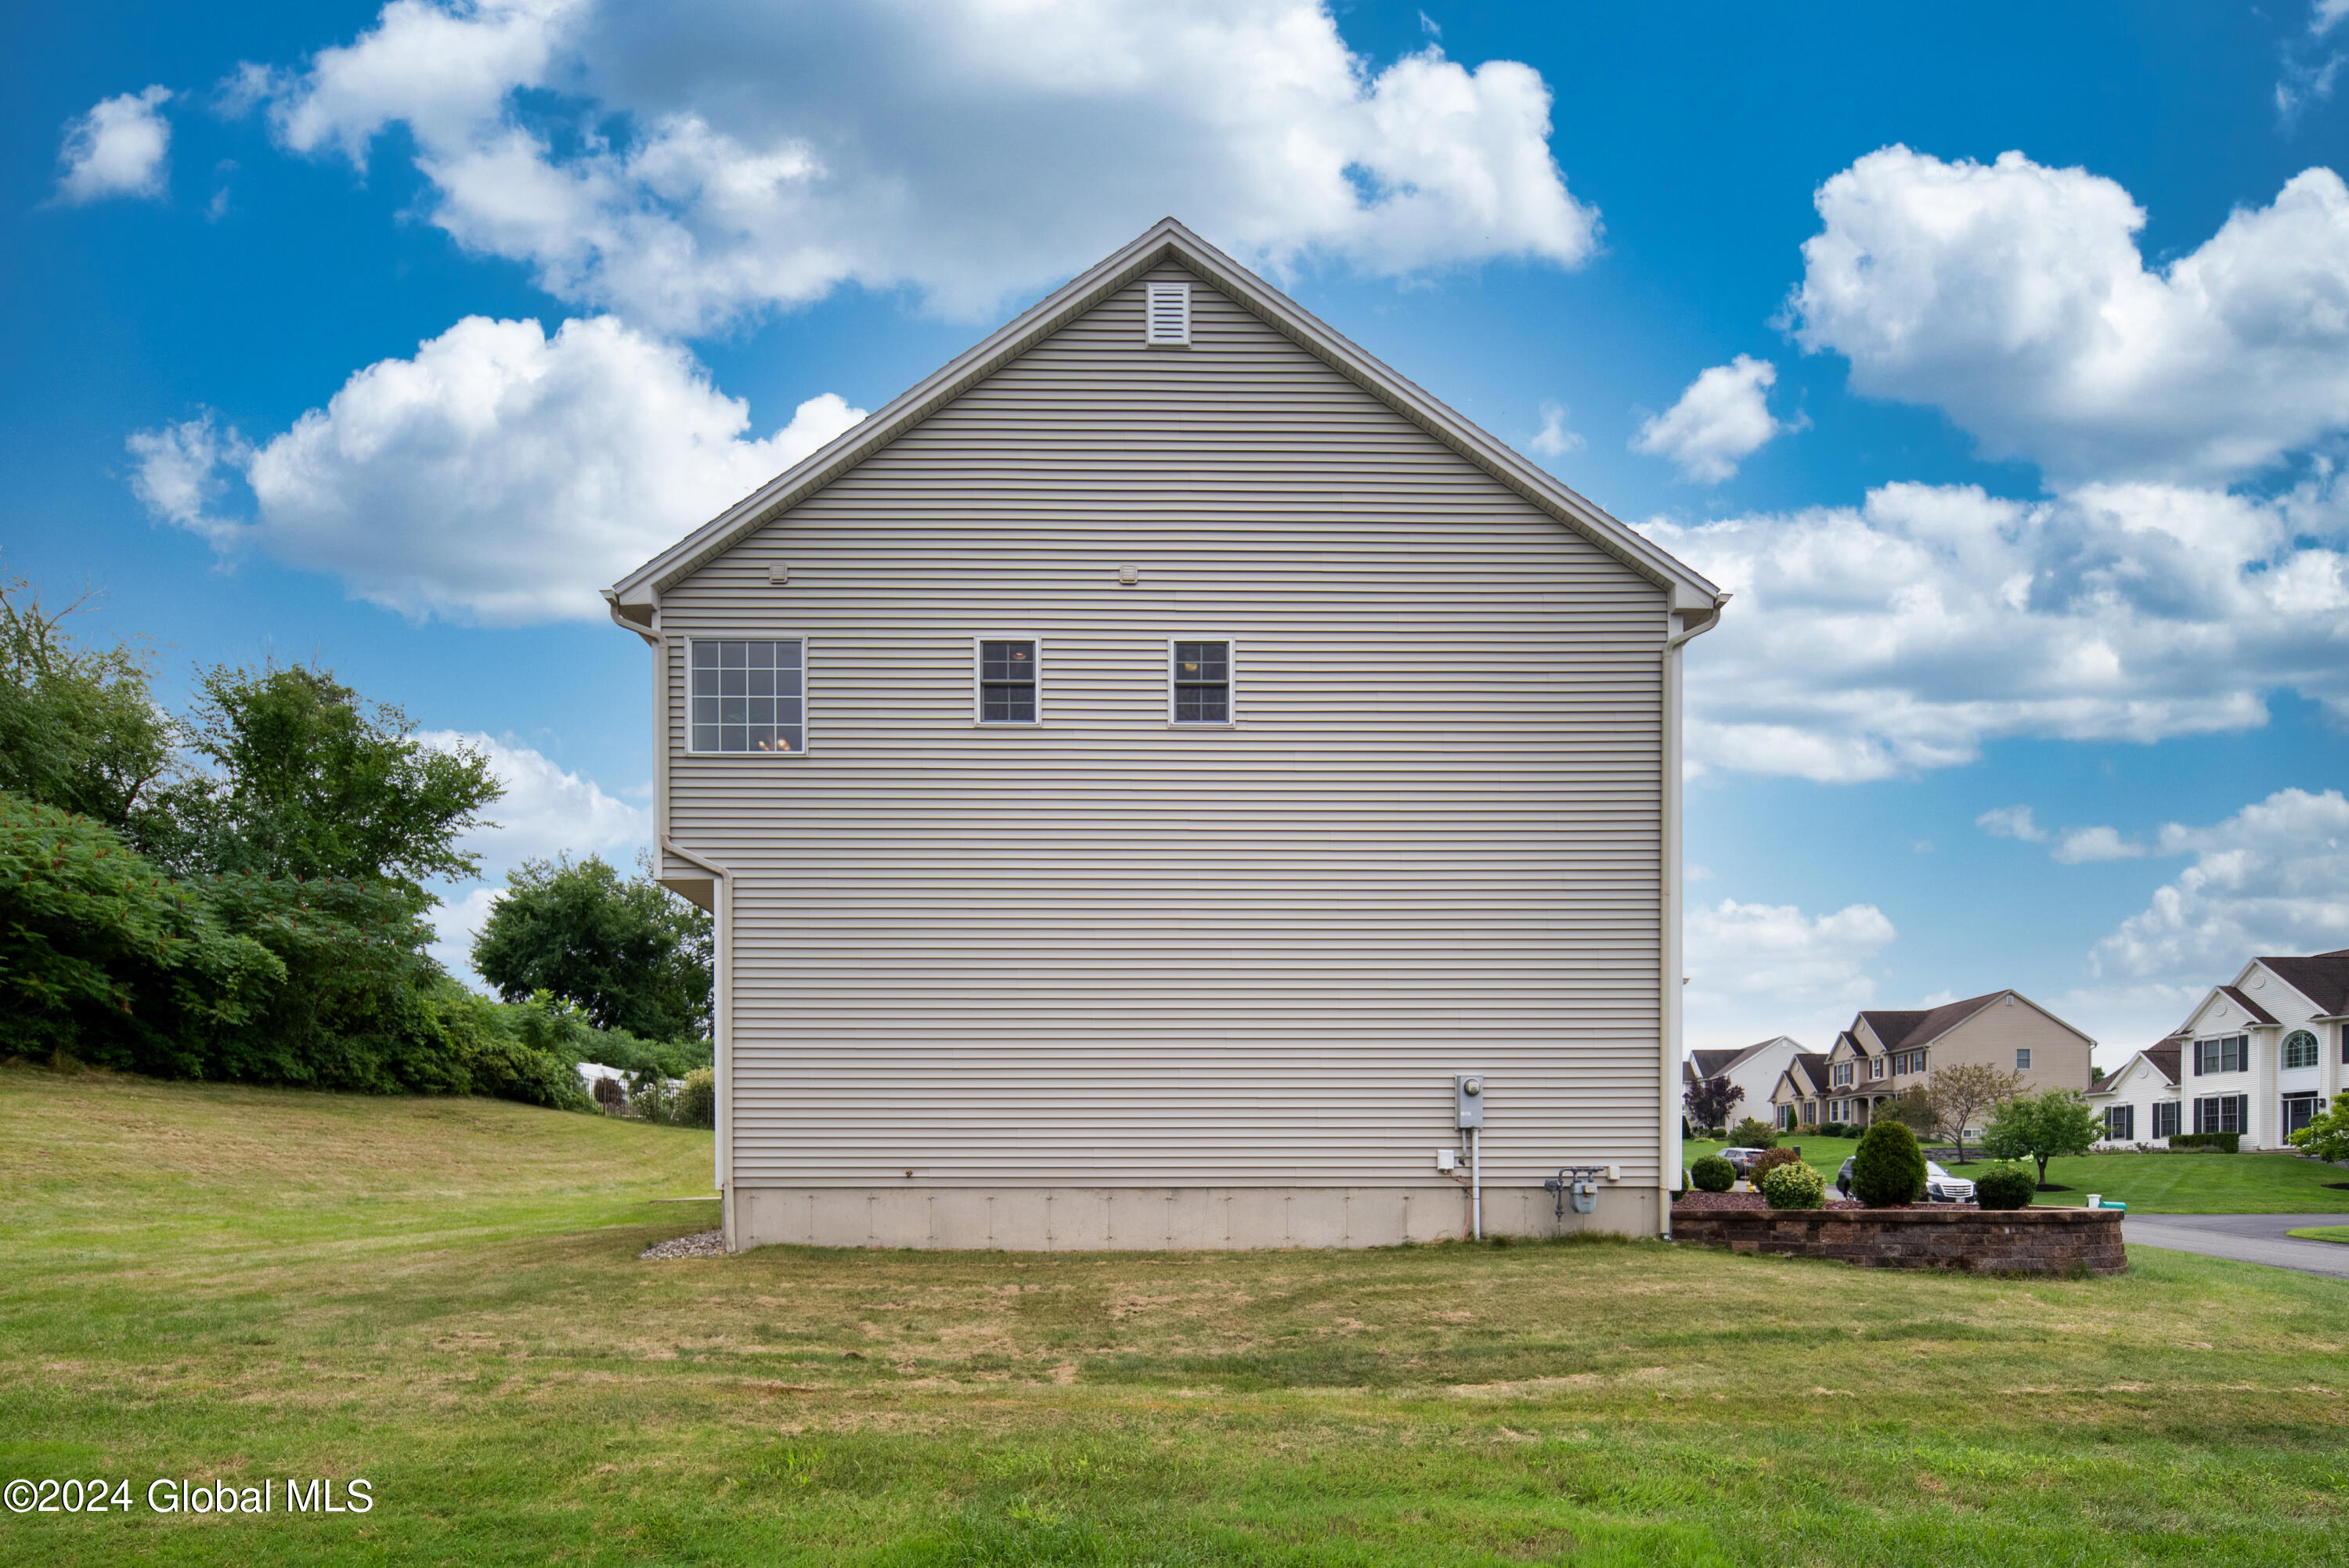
<box><xmin>605</xmin><ymin>591</ymin><xmax>737</xmax><ymax>1250</ymax></box>
<box><xmin>1470</xmin><ymin>1126</ymin><xmax>1482</xmax><ymax>1242</ymax></box>
<box><xmin>1659</xmin><ymin>597</ymin><xmax>1725</xmax><ymax>1239</ymax></box>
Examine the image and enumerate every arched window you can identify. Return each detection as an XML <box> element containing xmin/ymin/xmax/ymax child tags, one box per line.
<box><xmin>2283</xmin><ymin>1029</ymin><xmax>2320</xmax><ymax>1070</ymax></box>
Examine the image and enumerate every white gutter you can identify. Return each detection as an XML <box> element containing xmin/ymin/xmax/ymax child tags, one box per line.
<box><xmin>1658</xmin><ymin>596</ymin><xmax>1726</xmax><ymax>1238</ymax></box>
<box><xmin>604</xmin><ymin>590</ymin><xmax>737</xmax><ymax>1251</ymax></box>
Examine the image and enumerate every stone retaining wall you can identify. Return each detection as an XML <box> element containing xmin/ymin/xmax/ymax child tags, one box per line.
<box><xmin>1670</xmin><ymin>1206</ymin><xmax>2125</xmax><ymax>1274</ymax></box>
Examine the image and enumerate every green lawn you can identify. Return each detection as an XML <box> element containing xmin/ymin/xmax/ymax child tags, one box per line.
<box><xmin>2286</xmin><ymin>1227</ymin><xmax>2349</xmax><ymax>1245</ymax></box>
<box><xmin>1683</xmin><ymin>1138</ymin><xmax>2349</xmax><ymax>1214</ymax></box>
<box><xmin>5</xmin><ymin>1066</ymin><xmax>2348</xmax><ymax>1566</ymax></box>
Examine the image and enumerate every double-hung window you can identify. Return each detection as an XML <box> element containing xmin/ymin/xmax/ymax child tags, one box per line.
<box><xmin>2193</xmin><ymin>1094</ymin><xmax>2246</xmax><ymax>1134</ymax></box>
<box><xmin>2015</xmin><ymin>1048</ymin><xmax>2032</xmax><ymax>1071</ymax></box>
<box><xmin>1832</xmin><ymin>1062</ymin><xmax>1852</xmax><ymax>1087</ymax></box>
<box><xmin>2104</xmin><ymin>1105</ymin><xmax>2134</xmax><ymax>1141</ymax></box>
<box><xmin>976</xmin><ymin>640</ymin><xmax>1040</xmax><ymax>723</ymax></box>
<box><xmin>1170</xmin><ymin>640</ymin><xmax>1232</xmax><ymax>724</ymax></box>
<box><xmin>2152</xmin><ymin>1101</ymin><xmax>2180</xmax><ymax>1140</ymax></box>
<box><xmin>1871</xmin><ymin>1058</ymin><xmax>1886</xmax><ymax>1080</ymax></box>
<box><xmin>2192</xmin><ymin>1035</ymin><xmax>2246</xmax><ymax>1074</ymax></box>
<box><xmin>689</xmin><ymin>638</ymin><xmax>804</xmax><ymax>754</ymax></box>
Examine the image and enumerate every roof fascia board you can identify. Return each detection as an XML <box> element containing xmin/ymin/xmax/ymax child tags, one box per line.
<box><xmin>612</xmin><ymin>218</ymin><xmax>1722</xmax><ymax>610</ymax></box>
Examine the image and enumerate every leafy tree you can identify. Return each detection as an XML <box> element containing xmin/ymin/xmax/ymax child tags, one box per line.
<box><xmin>1924</xmin><ymin>1062</ymin><xmax>2027</xmax><ymax>1163</ymax></box>
<box><xmin>472</xmin><ymin>855</ymin><xmax>712</xmax><ymax>1041</ymax></box>
<box><xmin>1875</xmin><ymin>1084</ymin><xmax>1934</xmax><ymax>1134</ymax></box>
<box><xmin>0</xmin><ymin>578</ymin><xmax>178</xmax><ymax>847</ymax></box>
<box><xmin>173</xmin><ymin>663</ymin><xmax>500</xmax><ymax>901</ymax></box>
<box><xmin>1849</xmin><ymin>1120</ymin><xmax>1927</xmax><ymax>1206</ymax></box>
<box><xmin>1981</xmin><ymin>1089</ymin><xmax>2103</xmax><ymax>1188</ymax></box>
<box><xmin>1727</xmin><ymin>1116</ymin><xmax>1778</xmax><ymax>1149</ymax></box>
<box><xmin>1683</xmin><ymin>1074</ymin><xmax>1742</xmax><ymax>1132</ymax></box>
<box><xmin>2289</xmin><ymin>1093</ymin><xmax>2349</xmax><ymax>1163</ymax></box>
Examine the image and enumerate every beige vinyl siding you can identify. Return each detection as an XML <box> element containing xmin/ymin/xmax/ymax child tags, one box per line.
<box><xmin>655</xmin><ymin>262</ymin><xmax>1669</xmax><ymax>1191</ymax></box>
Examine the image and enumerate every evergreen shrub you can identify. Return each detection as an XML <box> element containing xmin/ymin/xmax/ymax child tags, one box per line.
<box><xmin>1972</xmin><ymin>1166</ymin><xmax>2037</xmax><ymax>1210</ymax></box>
<box><xmin>1689</xmin><ymin>1155</ymin><xmax>1736</xmax><ymax>1192</ymax></box>
<box><xmin>1850</xmin><ymin>1120</ymin><xmax>1927</xmax><ymax>1206</ymax></box>
<box><xmin>1727</xmin><ymin>1117</ymin><xmax>1779</xmax><ymax>1149</ymax></box>
<box><xmin>2168</xmin><ymin>1132</ymin><xmax>2239</xmax><ymax>1152</ymax></box>
<box><xmin>1760</xmin><ymin>1160</ymin><xmax>1825</xmax><ymax>1209</ymax></box>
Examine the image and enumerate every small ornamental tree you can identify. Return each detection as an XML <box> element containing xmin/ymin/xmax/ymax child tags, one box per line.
<box><xmin>1683</xmin><ymin>1075</ymin><xmax>1742</xmax><ymax>1134</ymax></box>
<box><xmin>1925</xmin><ymin>1062</ymin><xmax>2028</xmax><ymax>1162</ymax></box>
<box><xmin>1875</xmin><ymin>1085</ymin><xmax>1934</xmax><ymax>1134</ymax></box>
<box><xmin>1982</xmin><ymin>1089</ymin><xmax>2102</xmax><ymax>1189</ymax></box>
<box><xmin>1727</xmin><ymin>1116</ymin><xmax>1780</xmax><ymax>1150</ymax></box>
<box><xmin>2288</xmin><ymin>1092</ymin><xmax>2349</xmax><ymax>1164</ymax></box>
<box><xmin>1760</xmin><ymin>1159</ymin><xmax>1826</xmax><ymax>1209</ymax></box>
<box><xmin>1689</xmin><ymin>1155</ymin><xmax>1736</xmax><ymax>1192</ymax></box>
<box><xmin>1746</xmin><ymin>1147</ymin><xmax>1802</xmax><ymax>1188</ymax></box>
<box><xmin>1849</xmin><ymin>1120</ymin><xmax>1927</xmax><ymax>1206</ymax></box>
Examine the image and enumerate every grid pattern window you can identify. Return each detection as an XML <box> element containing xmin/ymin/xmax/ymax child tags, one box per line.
<box><xmin>689</xmin><ymin>639</ymin><xmax>803</xmax><ymax>754</ymax></box>
<box><xmin>2283</xmin><ymin>1093</ymin><xmax>2322</xmax><ymax>1137</ymax></box>
<box><xmin>2105</xmin><ymin>1105</ymin><xmax>2134</xmax><ymax>1141</ymax></box>
<box><xmin>1833</xmin><ymin>1062</ymin><xmax>1853</xmax><ymax>1087</ymax></box>
<box><xmin>2193</xmin><ymin>1034</ymin><xmax>2248</xmax><ymax>1074</ymax></box>
<box><xmin>2282</xmin><ymin>1029</ymin><xmax>2320</xmax><ymax>1069</ymax></box>
<box><xmin>2152</xmin><ymin>1101</ymin><xmax>2181</xmax><ymax>1140</ymax></box>
<box><xmin>2015</xmin><ymin>1049</ymin><xmax>2031</xmax><ymax>1070</ymax></box>
<box><xmin>1171</xmin><ymin>640</ymin><xmax>1231</xmax><ymax>723</ymax></box>
<box><xmin>1870</xmin><ymin>1058</ymin><xmax>1886</xmax><ymax>1080</ymax></box>
<box><xmin>2193</xmin><ymin>1094</ymin><xmax>2246</xmax><ymax>1134</ymax></box>
<box><xmin>978</xmin><ymin>640</ymin><xmax>1038</xmax><ymax>723</ymax></box>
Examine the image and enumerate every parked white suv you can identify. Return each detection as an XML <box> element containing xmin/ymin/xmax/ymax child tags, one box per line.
<box><xmin>1835</xmin><ymin>1158</ymin><xmax>1977</xmax><ymax>1203</ymax></box>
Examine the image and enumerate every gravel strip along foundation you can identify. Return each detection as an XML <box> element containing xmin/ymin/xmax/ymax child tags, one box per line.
<box><xmin>640</xmin><ymin>1229</ymin><xmax>726</xmax><ymax>1260</ymax></box>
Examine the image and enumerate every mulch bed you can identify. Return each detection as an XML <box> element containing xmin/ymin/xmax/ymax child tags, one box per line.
<box><xmin>640</xmin><ymin>1229</ymin><xmax>727</xmax><ymax>1260</ymax></box>
<box><xmin>1672</xmin><ymin>1191</ymin><xmax>1865</xmax><ymax>1212</ymax></box>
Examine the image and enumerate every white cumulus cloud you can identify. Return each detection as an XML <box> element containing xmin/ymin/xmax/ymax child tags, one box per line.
<box><xmin>2090</xmin><ymin>788</ymin><xmax>2349</xmax><ymax>985</ymax></box>
<box><xmin>54</xmin><ymin>86</ymin><xmax>174</xmax><ymax>204</ymax></box>
<box><xmin>1683</xmin><ymin>897</ymin><xmax>1896</xmax><ymax>1053</ymax></box>
<box><xmin>2051</xmin><ymin>825</ymin><xmax>2146</xmax><ymax>864</ymax></box>
<box><xmin>1526</xmin><ymin>401</ymin><xmax>1582</xmax><ymax>458</ymax></box>
<box><xmin>415</xmin><ymin>729</ymin><xmax>651</xmax><ymax>984</ymax></box>
<box><xmin>128</xmin><ymin>315</ymin><xmax>865</xmax><ymax>624</ymax></box>
<box><xmin>1647</xmin><ymin>478</ymin><xmax>2349</xmax><ymax>782</ymax></box>
<box><xmin>1631</xmin><ymin>355</ymin><xmax>1799</xmax><ymax>483</ymax></box>
<box><xmin>243</xmin><ymin>0</ymin><xmax>1598</xmax><ymax>331</ymax></box>
<box><xmin>1976</xmin><ymin>805</ymin><xmax>2047</xmax><ymax>842</ymax></box>
<box><xmin>1788</xmin><ymin>147</ymin><xmax>2349</xmax><ymax>485</ymax></box>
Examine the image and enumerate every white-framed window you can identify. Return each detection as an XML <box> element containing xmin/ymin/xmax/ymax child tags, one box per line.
<box><xmin>1778</xmin><ymin>1104</ymin><xmax>1795</xmax><ymax>1131</ymax></box>
<box><xmin>2104</xmin><ymin>1104</ymin><xmax>2134</xmax><ymax>1141</ymax></box>
<box><xmin>1870</xmin><ymin>1058</ymin><xmax>1886</xmax><ymax>1080</ymax></box>
<box><xmin>2193</xmin><ymin>1094</ymin><xmax>2246</xmax><ymax>1134</ymax></box>
<box><xmin>688</xmin><ymin>637</ymin><xmax>806</xmax><ymax>755</ymax></box>
<box><xmin>1832</xmin><ymin>1062</ymin><xmax>1852</xmax><ymax>1087</ymax></box>
<box><xmin>2015</xmin><ymin>1048</ymin><xmax>2032</xmax><ymax>1071</ymax></box>
<box><xmin>2282</xmin><ymin>1029</ymin><xmax>2319</xmax><ymax>1070</ymax></box>
<box><xmin>2192</xmin><ymin>1035</ymin><xmax>2247</xmax><ymax>1075</ymax></box>
<box><xmin>1168</xmin><ymin>639</ymin><xmax>1235</xmax><ymax>724</ymax></box>
<box><xmin>1144</xmin><ymin>281</ymin><xmax>1191</xmax><ymax>346</ymax></box>
<box><xmin>974</xmin><ymin>637</ymin><xmax>1042</xmax><ymax>724</ymax></box>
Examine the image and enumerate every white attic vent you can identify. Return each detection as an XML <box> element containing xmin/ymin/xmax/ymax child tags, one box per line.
<box><xmin>1144</xmin><ymin>281</ymin><xmax>1191</xmax><ymax>347</ymax></box>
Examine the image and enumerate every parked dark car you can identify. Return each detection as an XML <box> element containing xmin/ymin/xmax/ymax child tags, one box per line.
<box><xmin>1835</xmin><ymin>1157</ymin><xmax>1977</xmax><ymax>1203</ymax></box>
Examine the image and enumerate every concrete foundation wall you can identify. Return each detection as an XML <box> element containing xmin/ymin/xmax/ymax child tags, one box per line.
<box><xmin>734</xmin><ymin>1184</ymin><xmax>1661</xmax><ymax>1252</ymax></box>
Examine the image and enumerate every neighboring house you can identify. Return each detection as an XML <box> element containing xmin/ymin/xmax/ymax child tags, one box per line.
<box><xmin>2098</xmin><ymin>950</ymin><xmax>2349</xmax><ymax>1150</ymax></box>
<box><xmin>1683</xmin><ymin>1036</ymin><xmax>1804</xmax><ymax>1130</ymax></box>
<box><xmin>2085</xmin><ymin>1044</ymin><xmax>2181</xmax><ymax>1146</ymax></box>
<box><xmin>603</xmin><ymin>218</ymin><xmax>1727</xmax><ymax>1253</ymax></box>
<box><xmin>1771</xmin><ymin>991</ymin><xmax>2094</xmax><ymax>1130</ymax></box>
<box><xmin>1766</xmin><ymin>1052</ymin><xmax>1833</xmax><ymax>1132</ymax></box>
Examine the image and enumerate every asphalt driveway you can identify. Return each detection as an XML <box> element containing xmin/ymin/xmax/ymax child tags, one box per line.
<box><xmin>2120</xmin><ymin>1213</ymin><xmax>2349</xmax><ymax>1278</ymax></box>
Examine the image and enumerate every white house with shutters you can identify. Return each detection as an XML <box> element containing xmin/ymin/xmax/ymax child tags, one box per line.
<box><xmin>2089</xmin><ymin>950</ymin><xmax>2349</xmax><ymax>1148</ymax></box>
<box><xmin>604</xmin><ymin>219</ymin><xmax>1728</xmax><ymax>1253</ymax></box>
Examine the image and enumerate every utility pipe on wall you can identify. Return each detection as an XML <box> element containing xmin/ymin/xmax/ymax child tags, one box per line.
<box><xmin>1470</xmin><ymin>1126</ymin><xmax>1482</xmax><ymax>1242</ymax></box>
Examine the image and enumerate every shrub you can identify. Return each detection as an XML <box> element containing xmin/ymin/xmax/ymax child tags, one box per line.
<box><xmin>1849</xmin><ymin>1121</ymin><xmax>1927</xmax><ymax>1207</ymax></box>
<box><xmin>1689</xmin><ymin>1155</ymin><xmax>1735</xmax><ymax>1192</ymax></box>
<box><xmin>1760</xmin><ymin>1159</ymin><xmax>1825</xmax><ymax>1209</ymax></box>
<box><xmin>1727</xmin><ymin>1117</ymin><xmax>1780</xmax><ymax>1149</ymax></box>
<box><xmin>2169</xmin><ymin>1132</ymin><xmax>2239</xmax><ymax>1152</ymax></box>
<box><xmin>591</xmin><ymin>1074</ymin><xmax>627</xmax><ymax>1111</ymax></box>
<box><xmin>673</xmin><ymin>1066</ymin><xmax>716</xmax><ymax>1130</ymax></box>
<box><xmin>1973</xmin><ymin>1165</ymin><xmax>2037</xmax><ymax>1210</ymax></box>
<box><xmin>1746</xmin><ymin>1147</ymin><xmax>1802</xmax><ymax>1187</ymax></box>
<box><xmin>1817</xmin><ymin>1121</ymin><xmax>1853</xmax><ymax>1139</ymax></box>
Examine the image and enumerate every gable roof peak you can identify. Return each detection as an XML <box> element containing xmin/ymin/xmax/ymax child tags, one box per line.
<box><xmin>609</xmin><ymin>217</ymin><xmax>1724</xmax><ymax>616</ymax></box>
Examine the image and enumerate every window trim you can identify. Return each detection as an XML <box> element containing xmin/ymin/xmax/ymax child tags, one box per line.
<box><xmin>1165</xmin><ymin>636</ymin><xmax>1238</xmax><ymax>726</ymax></box>
<box><xmin>2192</xmin><ymin>1093</ymin><xmax>2248</xmax><ymax>1135</ymax></box>
<box><xmin>2152</xmin><ymin>1100</ymin><xmax>2180</xmax><ymax>1141</ymax></box>
<box><xmin>2015</xmin><ymin>1048</ymin><xmax>2032</xmax><ymax>1071</ymax></box>
<box><xmin>684</xmin><ymin>634</ymin><xmax>811</xmax><ymax>757</ymax></box>
<box><xmin>2282</xmin><ymin>1029</ymin><xmax>2319</xmax><ymax>1071</ymax></box>
<box><xmin>972</xmin><ymin>635</ymin><xmax>1045</xmax><ymax>726</ymax></box>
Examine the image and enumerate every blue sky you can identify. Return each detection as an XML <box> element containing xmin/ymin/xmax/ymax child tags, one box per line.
<box><xmin>7</xmin><ymin>2</ymin><xmax>2349</xmax><ymax>1065</ymax></box>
